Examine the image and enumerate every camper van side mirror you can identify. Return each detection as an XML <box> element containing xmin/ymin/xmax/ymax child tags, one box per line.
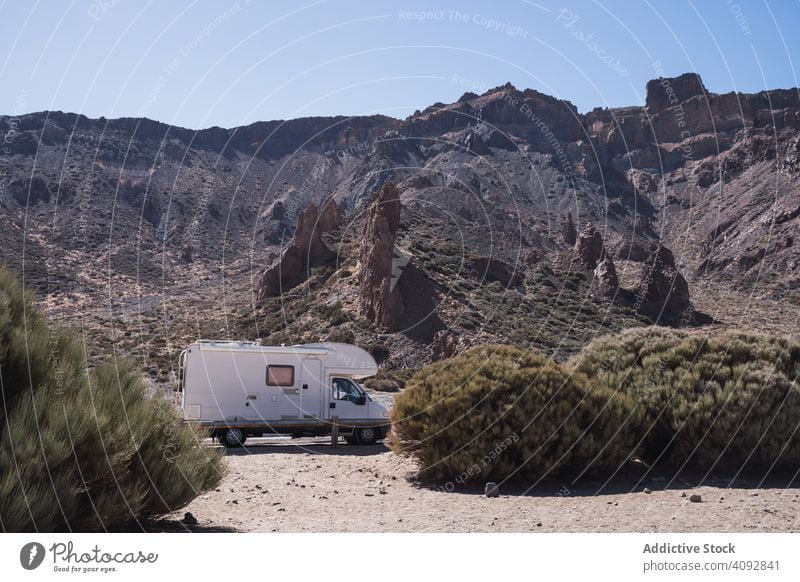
<box><xmin>356</xmin><ymin>395</ymin><xmax>367</xmax><ymax>406</ymax></box>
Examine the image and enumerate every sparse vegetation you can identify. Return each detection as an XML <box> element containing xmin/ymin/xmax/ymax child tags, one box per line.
<box><xmin>570</xmin><ymin>327</ymin><xmax>800</xmax><ymax>471</ymax></box>
<box><xmin>0</xmin><ymin>268</ymin><xmax>225</xmax><ymax>532</ymax></box>
<box><xmin>363</xmin><ymin>367</ymin><xmax>413</xmax><ymax>392</ymax></box>
<box><xmin>390</xmin><ymin>345</ymin><xmax>640</xmax><ymax>482</ymax></box>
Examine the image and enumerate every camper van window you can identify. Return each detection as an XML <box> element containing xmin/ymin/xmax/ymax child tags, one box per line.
<box><xmin>266</xmin><ymin>365</ymin><xmax>295</xmax><ymax>386</ymax></box>
<box><xmin>332</xmin><ymin>378</ymin><xmax>364</xmax><ymax>403</ymax></box>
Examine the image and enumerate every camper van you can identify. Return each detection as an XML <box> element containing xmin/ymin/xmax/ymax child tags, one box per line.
<box><xmin>178</xmin><ymin>340</ymin><xmax>390</xmax><ymax>447</ymax></box>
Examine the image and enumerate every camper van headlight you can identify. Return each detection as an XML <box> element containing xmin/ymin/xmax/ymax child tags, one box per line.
<box><xmin>382</xmin><ymin>410</ymin><xmax>389</xmax><ymax>417</ymax></box>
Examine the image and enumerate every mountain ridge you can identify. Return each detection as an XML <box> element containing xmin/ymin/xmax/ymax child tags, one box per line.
<box><xmin>1</xmin><ymin>72</ymin><xmax>798</xmax><ymax>380</ymax></box>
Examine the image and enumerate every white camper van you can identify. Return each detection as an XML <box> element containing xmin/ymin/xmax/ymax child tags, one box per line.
<box><xmin>178</xmin><ymin>340</ymin><xmax>390</xmax><ymax>447</ymax></box>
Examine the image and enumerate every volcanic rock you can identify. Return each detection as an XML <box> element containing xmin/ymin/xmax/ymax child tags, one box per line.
<box><xmin>593</xmin><ymin>256</ymin><xmax>619</xmax><ymax>296</ymax></box>
<box><xmin>645</xmin><ymin>73</ymin><xmax>707</xmax><ymax>111</ymax></box>
<box><xmin>636</xmin><ymin>244</ymin><xmax>691</xmax><ymax>322</ymax></box>
<box><xmin>575</xmin><ymin>223</ymin><xmax>605</xmax><ymax>270</ymax></box>
<box><xmin>317</xmin><ymin>197</ymin><xmax>340</xmax><ymax>234</ymax></box>
<box><xmin>358</xmin><ymin>183</ymin><xmax>404</xmax><ymax>331</ymax></box>
<box><xmin>258</xmin><ymin>200</ymin><xmax>338</xmax><ymax>299</ymax></box>
<box><xmin>562</xmin><ymin>212</ymin><xmax>577</xmax><ymax>245</ymax></box>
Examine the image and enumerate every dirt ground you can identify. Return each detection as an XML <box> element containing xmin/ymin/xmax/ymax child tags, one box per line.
<box><xmin>165</xmin><ymin>438</ymin><xmax>800</xmax><ymax>533</ymax></box>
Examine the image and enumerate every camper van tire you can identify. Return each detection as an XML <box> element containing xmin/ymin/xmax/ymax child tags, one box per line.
<box><xmin>219</xmin><ymin>428</ymin><xmax>247</xmax><ymax>448</ymax></box>
<box><xmin>353</xmin><ymin>427</ymin><xmax>379</xmax><ymax>445</ymax></box>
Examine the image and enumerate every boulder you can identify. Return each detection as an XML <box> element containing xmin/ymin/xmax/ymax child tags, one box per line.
<box><xmin>593</xmin><ymin>256</ymin><xmax>619</xmax><ymax>296</ymax></box>
<box><xmin>268</xmin><ymin>199</ymin><xmax>287</xmax><ymax>220</ymax></box>
<box><xmin>358</xmin><ymin>183</ymin><xmax>404</xmax><ymax>331</ymax></box>
<box><xmin>636</xmin><ymin>244</ymin><xmax>691</xmax><ymax>321</ymax></box>
<box><xmin>575</xmin><ymin>223</ymin><xmax>605</xmax><ymax>269</ymax></box>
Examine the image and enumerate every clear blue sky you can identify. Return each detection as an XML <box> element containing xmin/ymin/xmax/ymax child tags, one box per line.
<box><xmin>0</xmin><ymin>0</ymin><xmax>798</xmax><ymax>129</ymax></box>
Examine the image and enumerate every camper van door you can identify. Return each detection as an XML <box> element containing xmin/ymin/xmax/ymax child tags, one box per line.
<box><xmin>299</xmin><ymin>357</ymin><xmax>324</xmax><ymax>418</ymax></box>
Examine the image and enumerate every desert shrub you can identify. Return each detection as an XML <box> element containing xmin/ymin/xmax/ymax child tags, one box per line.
<box><xmin>570</xmin><ymin>327</ymin><xmax>800</xmax><ymax>470</ymax></box>
<box><xmin>363</xmin><ymin>342</ymin><xmax>390</xmax><ymax>362</ymax></box>
<box><xmin>365</xmin><ymin>378</ymin><xmax>401</xmax><ymax>392</ymax></box>
<box><xmin>329</xmin><ymin>307</ymin><xmax>349</xmax><ymax>327</ymax></box>
<box><xmin>390</xmin><ymin>345</ymin><xmax>640</xmax><ymax>482</ymax></box>
<box><xmin>364</xmin><ymin>368</ymin><xmax>412</xmax><ymax>392</ymax></box>
<box><xmin>0</xmin><ymin>267</ymin><xmax>225</xmax><ymax>531</ymax></box>
<box><xmin>326</xmin><ymin>329</ymin><xmax>355</xmax><ymax>344</ymax></box>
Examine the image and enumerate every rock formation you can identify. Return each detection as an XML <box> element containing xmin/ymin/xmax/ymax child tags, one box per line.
<box><xmin>562</xmin><ymin>212</ymin><xmax>577</xmax><ymax>245</ymax></box>
<box><xmin>317</xmin><ymin>196</ymin><xmax>340</xmax><ymax>234</ymax></box>
<box><xmin>257</xmin><ymin>198</ymin><xmax>338</xmax><ymax>299</ymax></box>
<box><xmin>358</xmin><ymin>183</ymin><xmax>404</xmax><ymax>331</ymax></box>
<box><xmin>645</xmin><ymin>72</ymin><xmax>707</xmax><ymax>111</ymax></box>
<box><xmin>636</xmin><ymin>244</ymin><xmax>691</xmax><ymax>321</ymax></box>
<box><xmin>593</xmin><ymin>256</ymin><xmax>619</xmax><ymax>296</ymax></box>
<box><xmin>574</xmin><ymin>223</ymin><xmax>605</xmax><ymax>270</ymax></box>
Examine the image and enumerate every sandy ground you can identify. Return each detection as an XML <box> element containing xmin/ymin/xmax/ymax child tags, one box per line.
<box><xmin>166</xmin><ymin>437</ymin><xmax>800</xmax><ymax>533</ymax></box>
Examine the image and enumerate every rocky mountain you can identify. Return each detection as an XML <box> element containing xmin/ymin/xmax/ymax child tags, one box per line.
<box><xmin>1</xmin><ymin>72</ymin><xmax>798</xmax><ymax>382</ymax></box>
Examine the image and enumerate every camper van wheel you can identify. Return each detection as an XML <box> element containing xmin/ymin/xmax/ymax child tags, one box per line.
<box><xmin>354</xmin><ymin>427</ymin><xmax>378</xmax><ymax>445</ymax></box>
<box><xmin>219</xmin><ymin>428</ymin><xmax>247</xmax><ymax>448</ymax></box>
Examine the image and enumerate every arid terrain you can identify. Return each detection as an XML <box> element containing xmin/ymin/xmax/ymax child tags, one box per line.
<box><xmin>2</xmin><ymin>72</ymin><xmax>799</xmax><ymax>385</ymax></box>
<box><xmin>165</xmin><ymin>438</ymin><xmax>800</xmax><ymax>533</ymax></box>
<box><xmin>4</xmin><ymin>72</ymin><xmax>800</xmax><ymax>534</ymax></box>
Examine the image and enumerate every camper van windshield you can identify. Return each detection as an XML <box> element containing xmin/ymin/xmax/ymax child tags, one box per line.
<box><xmin>332</xmin><ymin>378</ymin><xmax>365</xmax><ymax>402</ymax></box>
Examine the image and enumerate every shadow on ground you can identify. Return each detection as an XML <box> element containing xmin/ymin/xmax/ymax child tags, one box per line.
<box><xmin>218</xmin><ymin>440</ymin><xmax>389</xmax><ymax>457</ymax></box>
<box><xmin>412</xmin><ymin>465</ymin><xmax>800</xmax><ymax>498</ymax></box>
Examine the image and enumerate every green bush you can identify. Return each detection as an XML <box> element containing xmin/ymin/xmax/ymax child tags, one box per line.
<box><xmin>365</xmin><ymin>378</ymin><xmax>401</xmax><ymax>392</ymax></box>
<box><xmin>328</xmin><ymin>308</ymin><xmax>349</xmax><ymax>327</ymax></box>
<box><xmin>364</xmin><ymin>368</ymin><xmax>411</xmax><ymax>392</ymax></box>
<box><xmin>0</xmin><ymin>268</ymin><xmax>225</xmax><ymax>531</ymax></box>
<box><xmin>390</xmin><ymin>345</ymin><xmax>640</xmax><ymax>482</ymax></box>
<box><xmin>570</xmin><ymin>327</ymin><xmax>800</xmax><ymax>470</ymax></box>
<box><xmin>325</xmin><ymin>329</ymin><xmax>355</xmax><ymax>344</ymax></box>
